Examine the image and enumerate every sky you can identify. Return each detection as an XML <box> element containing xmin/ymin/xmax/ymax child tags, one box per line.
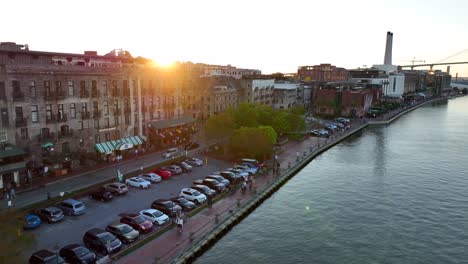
<box><xmin>2</xmin><ymin>0</ymin><xmax>468</xmax><ymax>76</ymax></box>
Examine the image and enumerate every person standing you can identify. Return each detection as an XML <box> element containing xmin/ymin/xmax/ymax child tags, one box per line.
<box><xmin>177</xmin><ymin>216</ymin><xmax>184</xmax><ymax>233</ymax></box>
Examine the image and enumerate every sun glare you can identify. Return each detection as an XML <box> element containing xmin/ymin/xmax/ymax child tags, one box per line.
<box><xmin>152</xmin><ymin>58</ymin><xmax>175</xmax><ymax>68</ymax></box>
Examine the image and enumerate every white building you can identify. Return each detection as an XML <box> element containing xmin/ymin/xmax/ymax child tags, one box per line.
<box><xmin>273</xmin><ymin>82</ymin><xmax>299</xmax><ymax>109</ymax></box>
<box><xmin>240</xmin><ymin>78</ymin><xmax>275</xmax><ymax>106</ymax></box>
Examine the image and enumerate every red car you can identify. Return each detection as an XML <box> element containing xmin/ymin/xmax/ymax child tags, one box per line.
<box><xmin>120</xmin><ymin>213</ymin><xmax>153</xmax><ymax>234</ymax></box>
<box><xmin>152</xmin><ymin>169</ymin><xmax>173</xmax><ymax>180</ymax></box>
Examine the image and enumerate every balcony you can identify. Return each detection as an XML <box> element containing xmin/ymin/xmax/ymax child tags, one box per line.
<box><xmin>57</xmin><ymin>114</ymin><xmax>68</xmax><ymax>123</ymax></box>
<box><xmin>111</xmin><ymin>88</ymin><xmax>120</xmax><ymax>97</ymax></box>
<box><xmin>113</xmin><ymin>108</ymin><xmax>122</xmax><ymax>115</ymax></box>
<box><xmin>93</xmin><ymin>110</ymin><xmax>102</xmax><ymax>119</ymax></box>
<box><xmin>56</xmin><ymin>90</ymin><xmax>66</xmax><ymax>100</ymax></box>
<box><xmin>80</xmin><ymin>90</ymin><xmax>90</xmax><ymax>98</ymax></box>
<box><xmin>124</xmin><ymin>107</ymin><xmax>131</xmax><ymax>114</ymax></box>
<box><xmin>81</xmin><ymin>111</ymin><xmax>91</xmax><ymax>120</ymax></box>
<box><xmin>46</xmin><ymin>115</ymin><xmax>56</xmax><ymax>124</ymax></box>
<box><xmin>43</xmin><ymin>91</ymin><xmax>55</xmax><ymax>101</ymax></box>
<box><xmin>38</xmin><ymin>132</ymin><xmax>55</xmax><ymax>142</ymax></box>
<box><xmin>12</xmin><ymin>91</ymin><xmax>25</xmax><ymax>101</ymax></box>
<box><xmin>59</xmin><ymin>129</ymin><xmax>73</xmax><ymax>138</ymax></box>
<box><xmin>123</xmin><ymin>88</ymin><xmax>130</xmax><ymax>96</ymax></box>
<box><xmin>91</xmin><ymin>89</ymin><xmax>100</xmax><ymax>98</ymax></box>
<box><xmin>15</xmin><ymin>117</ymin><xmax>27</xmax><ymax>127</ymax></box>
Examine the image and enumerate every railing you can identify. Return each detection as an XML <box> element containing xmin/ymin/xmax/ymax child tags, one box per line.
<box><xmin>80</xmin><ymin>90</ymin><xmax>90</xmax><ymax>98</ymax></box>
<box><xmin>59</xmin><ymin>129</ymin><xmax>73</xmax><ymax>138</ymax></box>
<box><xmin>15</xmin><ymin>117</ymin><xmax>27</xmax><ymax>127</ymax></box>
<box><xmin>91</xmin><ymin>89</ymin><xmax>100</xmax><ymax>98</ymax></box>
<box><xmin>81</xmin><ymin>111</ymin><xmax>91</xmax><ymax>120</ymax></box>
<box><xmin>57</xmin><ymin>114</ymin><xmax>68</xmax><ymax>123</ymax></box>
<box><xmin>93</xmin><ymin>110</ymin><xmax>102</xmax><ymax>119</ymax></box>
<box><xmin>12</xmin><ymin>91</ymin><xmax>25</xmax><ymax>101</ymax></box>
<box><xmin>46</xmin><ymin>115</ymin><xmax>56</xmax><ymax>124</ymax></box>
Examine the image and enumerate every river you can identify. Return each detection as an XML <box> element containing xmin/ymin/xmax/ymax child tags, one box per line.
<box><xmin>196</xmin><ymin>96</ymin><xmax>468</xmax><ymax>264</ymax></box>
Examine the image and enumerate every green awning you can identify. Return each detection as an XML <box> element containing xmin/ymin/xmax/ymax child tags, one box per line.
<box><xmin>94</xmin><ymin>136</ymin><xmax>145</xmax><ymax>154</ymax></box>
<box><xmin>41</xmin><ymin>142</ymin><xmax>55</xmax><ymax>149</ymax></box>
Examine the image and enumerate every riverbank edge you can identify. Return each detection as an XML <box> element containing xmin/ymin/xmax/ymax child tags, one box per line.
<box><xmin>171</xmin><ymin>96</ymin><xmax>452</xmax><ymax>264</ymax></box>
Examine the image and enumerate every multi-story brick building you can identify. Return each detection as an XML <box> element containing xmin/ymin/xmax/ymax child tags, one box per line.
<box><xmin>239</xmin><ymin>77</ymin><xmax>275</xmax><ymax>106</ymax></box>
<box><xmin>0</xmin><ymin>42</ymin><xmax>196</xmax><ymax>183</ymax></box>
<box><xmin>297</xmin><ymin>64</ymin><xmax>349</xmax><ymax>82</ymax></box>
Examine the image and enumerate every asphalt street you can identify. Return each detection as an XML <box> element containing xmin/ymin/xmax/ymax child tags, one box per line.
<box><xmin>27</xmin><ymin>157</ymin><xmax>232</xmax><ymax>256</ymax></box>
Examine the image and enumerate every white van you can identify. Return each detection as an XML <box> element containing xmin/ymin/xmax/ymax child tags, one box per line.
<box><xmin>163</xmin><ymin>148</ymin><xmax>178</xmax><ymax>159</ymax></box>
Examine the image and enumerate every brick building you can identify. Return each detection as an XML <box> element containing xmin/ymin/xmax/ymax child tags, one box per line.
<box><xmin>297</xmin><ymin>64</ymin><xmax>349</xmax><ymax>82</ymax></box>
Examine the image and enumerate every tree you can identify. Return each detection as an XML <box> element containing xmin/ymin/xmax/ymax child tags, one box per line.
<box><xmin>290</xmin><ymin>105</ymin><xmax>306</xmax><ymax>116</ymax></box>
<box><xmin>271</xmin><ymin>111</ymin><xmax>291</xmax><ymax>136</ymax></box>
<box><xmin>229</xmin><ymin>127</ymin><xmax>275</xmax><ymax>160</ymax></box>
<box><xmin>205</xmin><ymin>112</ymin><xmax>236</xmax><ymax>140</ymax></box>
<box><xmin>287</xmin><ymin>112</ymin><xmax>306</xmax><ymax>132</ymax></box>
<box><xmin>0</xmin><ymin>210</ymin><xmax>36</xmax><ymax>263</ymax></box>
<box><xmin>231</xmin><ymin>103</ymin><xmax>259</xmax><ymax>128</ymax></box>
<box><xmin>258</xmin><ymin>126</ymin><xmax>277</xmax><ymax>144</ymax></box>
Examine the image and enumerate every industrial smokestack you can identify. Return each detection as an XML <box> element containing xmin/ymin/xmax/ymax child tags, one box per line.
<box><xmin>447</xmin><ymin>66</ymin><xmax>450</xmax><ymax>74</ymax></box>
<box><xmin>384</xmin><ymin>31</ymin><xmax>393</xmax><ymax>65</ymax></box>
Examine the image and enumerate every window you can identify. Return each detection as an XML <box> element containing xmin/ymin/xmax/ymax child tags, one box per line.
<box><xmin>29</xmin><ymin>81</ymin><xmax>36</xmax><ymax>98</ymax></box>
<box><xmin>15</xmin><ymin>106</ymin><xmax>24</xmax><ymax>120</ymax></box>
<box><xmin>102</xmin><ymin>80</ymin><xmax>108</xmax><ymax>96</ymax></box>
<box><xmin>81</xmin><ymin>102</ymin><xmax>87</xmax><ymax>112</ymax></box>
<box><xmin>114</xmin><ymin>116</ymin><xmax>119</xmax><ymax>126</ymax></box>
<box><xmin>95</xmin><ymin>134</ymin><xmax>101</xmax><ymax>144</ymax></box>
<box><xmin>58</xmin><ymin>104</ymin><xmax>64</xmax><ymax>120</ymax></box>
<box><xmin>44</xmin><ymin>81</ymin><xmax>51</xmax><ymax>96</ymax></box>
<box><xmin>20</xmin><ymin>127</ymin><xmax>28</xmax><ymax>139</ymax></box>
<box><xmin>105</xmin><ymin>132</ymin><xmax>110</xmax><ymax>141</ymax></box>
<box><xmin>46</xmin><ymin>104</ymin><xmax>52</xmax><ymax>121</ymax></box>
<box><xmin>0</xmin><ymin>130</ymin><xmax>7</xmax><ymax>142</ymax></box>
<box><xmin>94</xmin><ymin>119</ymin><xmax>99</xmax><ymax>129</ymax></box>
<box><xmin>104</xmin><ymin>101</ymin><xmax>109</xmax><ymax>115</ymax></box>
<box><xmin>41</xmin><ymin>128</ymin><xmax>50</xmax><ymax>138</ymax></box>
<box><xmin>92</xmin><ymin>80</ymin><xmax>97</xmax><ymax>90</ymax></box>
<box><xmin>12</xmin><ymin>80</ymin><xmax>21</xmax><ymax>93</ymax></box>
<box><xmin>79</xmin><ymin>138</ymin><xmax>84</xmax><ymax>147</ymax></box>
<box><xmin>67</xmin><ymin>81</ymin><xmax>74</xmax><ymax>96</ymax></box>
<box><xmin>56</xmin><ymin>81</ymin><xmax>62</xmax><ymax>94</ymax></box>
<box><xmin>0</xmin><ymin>82</ymin><xmax>5</xmax><ymax>99</ymax></box>
<box><xmin>105</xmin><ymin>117</ymin><xmax>110</xmax><ymax>128</ymax></box>
<box><xmin>62</xmin><ymin>142</ymin><xmax>70</xmax><ymax>153</ymax></box>
<box><xmin>1</xmin><ymin>108</ymin><xmax>8</xmax><ymax>127</ymax></box>
<box><xmin>70</xmin><ymin>103</ymin><xmax>76</xmax><ymax>118</ymax></box>
<box><xmin>31</xmin><ymin>105</ymin><xmax>39</xmax><ymax>123</ymax></box>
<box><xmin>115</xmin><ymin>130</ymin><xmax>120</xmax><ymax>139</ymax></box>
<box><xmin>125</xmin><ymin>115</ymin><xmax>130</xmax><ymax>125</ymax></box>
<box><xmin>80</xmin><ymin>81</ymin><xmax>86</xmax><ymax>91</ymax></box>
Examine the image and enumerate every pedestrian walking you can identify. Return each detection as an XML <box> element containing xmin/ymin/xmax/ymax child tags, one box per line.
<box><xmin>176</xmin><ymin>216</ymin><xmax>184</xmax><ymax>233</ymax></box>
<box><xmin>241</xmin><ymin>181</ymin><xmax>247</xmax><ymax>193</ymax></box>
<box><xmin>9</xmin><ymin>188</ymin><xmax>16</xmax><ymax>200</ymax></box>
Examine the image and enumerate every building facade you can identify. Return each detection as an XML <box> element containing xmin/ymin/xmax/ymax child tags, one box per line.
<box><xmin>272</xmin><ymin>82</ymin><xmax>300</xmax><ymax>109</ymax></box>
<box><xmin>297</xmin><ymin>64</ymin><xmax>349</xmax><ymax>82</ymax></box>
<box><xmin>239</xmin><ymin>78</ymin><xmax>275</xmax><ymax>106</ymax></box>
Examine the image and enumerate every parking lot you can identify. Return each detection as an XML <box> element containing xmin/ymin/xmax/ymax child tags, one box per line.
<box><xmin>28</xmin><ymin>157</ymin><xmax>231</xmax><ymax>256</ymax></box>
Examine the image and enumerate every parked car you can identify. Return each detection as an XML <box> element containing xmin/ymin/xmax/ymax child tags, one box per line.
<box><xmin>139</xmin><ymin>209</ymin><xmax>170</xmax><ymax>226</ymax></box>
<box><xmin>161</xmin><ymin>165</ymin><xmax>182</xmax><ymax>175</ymax></box>
<box><xmin>179</xmin><ymin>188</ymin><xmax>207</xmax><ymax>204</ymax></box>
<box><xmin>24</xmin><ymin>214</ymin><xmax>41</xmax><ymax>230</ymax></box>
<box><xmin>216</xmin><ymin>171</ymin><xmax>242</xmax><ymax>184</ymax></box>
<box><xmin>162</xmin><ymin>148</ymin><xmax>178</xmax><ymax>159</ymax></box>
<box><xmin>335</xmin><ymin>117</ymin><xmax>350</xmax><ymax>124</ymax></box>
<box><xmin>105</xmin><ymin>223</ymin><xmax>139</xmax><ymax>244</ymax></box>
<box><xmin>194</xmin><ymin>179</ymin><xmax>226</xmax><ymax>193</ymax></box>
<box><xmin>240</xmin><ymin>163</ymin><xmax>260</xmax><ymax>174</ymax></box>
<box><xmin>35</xmin><ymin>206</ymin><xmax>64</xmax><ymax>223</ymax></box>
<box><xmin>125</xmin><ymin>177</ymin><xmax>151</xmax><ymax>189</ymax></box>
<box><xmin>103</xmin><ymin>182</ymin><xmax>128</xmax><ymax>196</ymax></box>
<box><xmin>151</xmin><ymin>199</ymin><xmax>182</xmax><ymax>217</ymax></box>
<box><xmin>233</xmin><ymin>165</ymin><xmax>256</xmax><ymax>176</ymax></box>
<box><xmin>226</xmin><ymin>168</ymin><xmax>249</xmax><ymax>181</ymax></box>
<box><xmin>184</xmin><ymin>142</ymin><xmax>200</xmax><ymax>150</ymax></box>
<box><xmin>185</xmin><ymin>157</ymin><xmax>204</xmax><ymax>167</ymax></box>
<box><xmin>205</xmin><ymin>175</ymin><xmax>230</xmax><ymax>189</ymax></box>
<box><xmin>83</xmin><ymin>228</ymin><xmax>122</xmax><ymax>255</ymax></box>
<box><xmin>171</xmin><ymin>197</ymin><xmax>196</xmax><ymax>211</ymax></box>
<box><xmin>120</xmin><ymin>213</ymin><xmax>153</xmax><ymax>234</ymax></box>
<box><xmin>59</xmin><ymin>244</ymin><xmax>96</xmax><ymax>264</ymax></box>
<box><xmin>152</xmin><ymin>169</ymin><xmax>173</xmax><ymax>180</ymax></box>
<box><xmin>191</xmin><ymin>184</ymin><xmax>217</xmax><ymax>198</ymax></box>
<box><xmin>239</xmin><ymin>158</ymin><xmax>264</xmax><ymax>168</ymax></box>
<box><xmin>56</xmin><ymin>199</ymin><xmax>86</xmax><ymax>216</ymax></box>
<box><xmin>138</xmin><ymin>173</ymin><xmax>162</xmax><ymax>183</ymax></box>
<box><xmin>173</xmin><ymin>161</ymin><xmax>193</xmax><ymax>172</ymax></box>
<box><xmin>89</xmin><ymin>187</ymin><xmax>113</xmax><ymax>202</ymax></box>
<box><xmin>29</xmin><ymin>249</ymin><xmax>65</xmax><ymax>264</ymax></box>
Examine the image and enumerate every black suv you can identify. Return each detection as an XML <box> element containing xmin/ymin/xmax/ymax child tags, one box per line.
<box><xmin>171</xmin><ymin>197</ymin><xmax>196</xmax><ymax>211</ymax></box>
<box><xmin>29</xmin><ymin>249</ymin><xmax>65</xmax><ymax>264</ymax></box>
<box><xmin>59</xmin><ymin>244</ymin><xmax>96</xmax><ymax>264</ymax></box>
<box><xmin>83</xmin><ymin>228</ymin><xmax>122</xmax><ymax>255</ymax></box>
<box><xmin>89</xmin><ymin>187</ymin><xmax>113</xmax><ymax>202</ymax></box>
<box><xmin>201</xmin><ymin>179</ymin><xmax>226</xmax><ymax>193</ymax></box>
<box><xmin>151</xmin><ymin>199</ymin><xmax>182</xmax><ymax>217</ymax></box>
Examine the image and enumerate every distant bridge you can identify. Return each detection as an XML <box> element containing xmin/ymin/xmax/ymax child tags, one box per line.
<box><xmin>399</xmin><ymin>61</ymin><xmax>468</xmax><ymax>71</ymax></box>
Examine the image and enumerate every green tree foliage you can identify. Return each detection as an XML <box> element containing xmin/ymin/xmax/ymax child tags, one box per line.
<box><xmin>229</xmin><ymin>127</ymin><xmax>275</xmax><ymax>160</ymax></box>
<box><xmin>257</xmin><ymin>126</ymin><xmax>277</xmax><ymax>144</ymax></box>
<box><xmin>290</xmin><ymin>105</ymin><xmax>306</xmax><ymax>116</ymax></box>
<box><xmin>0</xmin><ymin>210</ymin><xmax>36</xmax><ymax>263</ymax></box>
<box><xmin>231</xmin><ymin>103</ymin><xmax>259</xmax><ymax>128</ymax></box>
<box><xmin>205</xmin><ymin>112</ymin><xmax>236</xmax><ymax>139</ymax></box>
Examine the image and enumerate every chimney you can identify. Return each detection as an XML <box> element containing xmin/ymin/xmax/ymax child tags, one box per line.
<box><xmin>384</xmin><ymin>31</ymin><xmax>393</xmax><ymax>65</ymax></box>
<box><xmin>446</xmin><ymin>66</ymin><xmax>450</xmax><ymax>74</ymax></box>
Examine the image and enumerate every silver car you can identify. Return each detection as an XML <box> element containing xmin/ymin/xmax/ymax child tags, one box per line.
<box><xmin>56</xmin><ymin>199</ymin><xmax>86</xmax><ymax>216</ymax></box>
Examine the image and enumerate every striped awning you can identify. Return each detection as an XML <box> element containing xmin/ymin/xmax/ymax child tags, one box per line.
<box><xmin>95</xmin><ymin>136</ymin><xmax>145</xmax><ymax>154</ymax></box>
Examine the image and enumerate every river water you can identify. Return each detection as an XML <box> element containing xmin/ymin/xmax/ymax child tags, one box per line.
<box><xmin>196</xmin><ymin>96</ymin><xmax>468</xmax><ymax>264</ymax></box>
